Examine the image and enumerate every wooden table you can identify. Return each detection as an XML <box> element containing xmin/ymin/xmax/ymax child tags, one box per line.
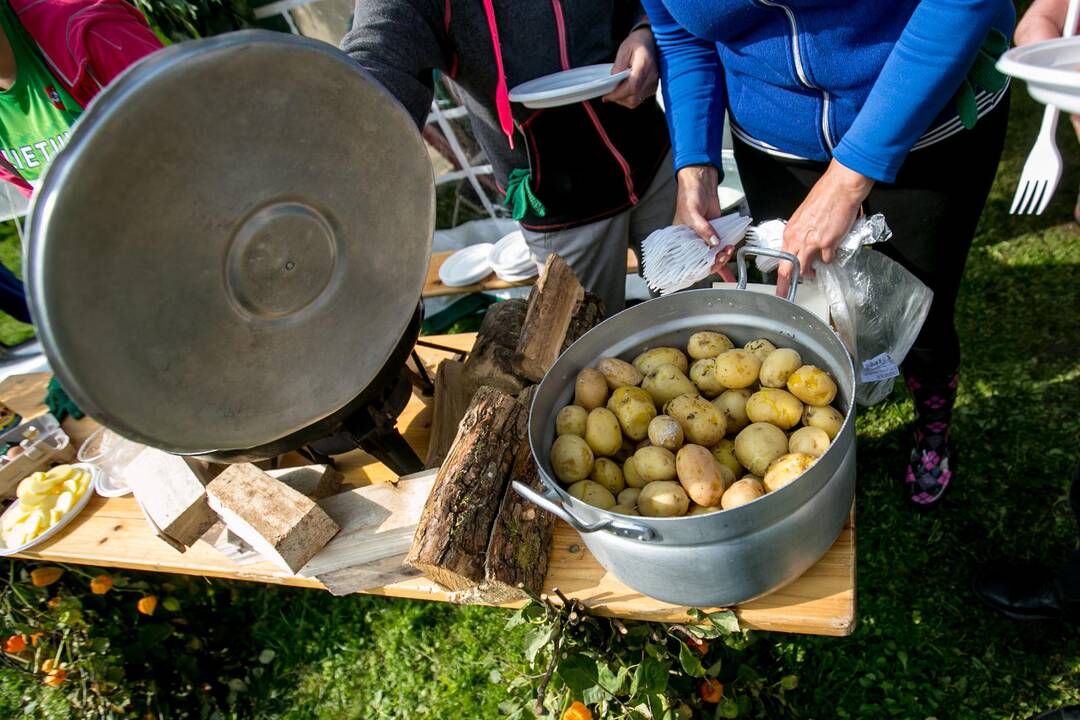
<box><xmin>1</xmin><ymin>334</ymin><xmax>855</xmax><ymax>636</ymax></box>
<box><xmin>423</xmin><ymin>249</ymin><xmax>640</xmax><ymax>298</ymax></box>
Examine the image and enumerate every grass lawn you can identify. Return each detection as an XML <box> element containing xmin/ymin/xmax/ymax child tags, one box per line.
<box><xmin>1</xmin><ymin>55</ymin><xmax>1079</xmax><ymax>720</ymax></box>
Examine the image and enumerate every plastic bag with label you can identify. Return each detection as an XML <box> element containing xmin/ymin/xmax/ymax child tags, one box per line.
<box><xmin>745</xmin><ymin>214</ymin><xmax>934</xmax><ymax>406</ymax></box>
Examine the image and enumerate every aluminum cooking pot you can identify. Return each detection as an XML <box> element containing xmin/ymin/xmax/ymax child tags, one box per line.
<box><xmin>515</xmin><ymin>248</ymin><xmax>856</xmax><ymax>607</ymax></box>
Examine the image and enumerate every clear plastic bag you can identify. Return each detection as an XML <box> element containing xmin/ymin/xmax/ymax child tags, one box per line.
<box><xmin>745</xmin><ymin>214</ymin><xmax>934</xmax><ymax>406</ymax></box>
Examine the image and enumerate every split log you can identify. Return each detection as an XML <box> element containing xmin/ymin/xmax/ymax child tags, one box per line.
<box><xmin>406</xmin><ymin>386</ymin><xmax>526</xmax><ymax>591</ymax></box>
<box><xmin>474</xmin><ymin>388</ymin><xmax>556</xmax><ymax>602</ymax></box>
<box><xmin>463</xmin><ymin>299</ymin><xmax>529</xmax><ymax>394</ymax></box>
<box><xmin>513</xmin><ymin>256</ymin><xmax>606</xmax><ymax>382</ymax></box>
<box><xmin>122</xmin><ymin>447</ymin><xmax>217</xmax><ymax>549</ymax></box>
<box><xmin>425</xmin><ymin>360</ymin><xmax>480</xmax><ymax>468</ymax></box>
<box><xmin>205</xmin><ymin>464</ymin><xmax>340</xmax><ymax>573</ymax></box>
<box><xmin>266</xmin><ymin>464</ymin><xmax>344</xmax><ymax>499</ymax></box>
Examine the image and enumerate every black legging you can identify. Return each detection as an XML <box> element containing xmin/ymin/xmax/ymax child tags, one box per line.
<box><xmin>732</xmin><ymin>92</ymin><xmax>1010</xmax><ymax>378</ymax></box>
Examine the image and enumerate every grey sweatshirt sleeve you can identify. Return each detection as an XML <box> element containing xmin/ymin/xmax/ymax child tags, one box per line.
<box><xmin>341</xmin><ymin>0</ymin><xmax>449</xmax><ymax>128</ymax></box>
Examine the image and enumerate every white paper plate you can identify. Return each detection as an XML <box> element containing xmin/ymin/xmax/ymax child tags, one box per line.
<box><xmin>0</xmin><ymin>463</ymin><xmax>99</xmax><ymax>556</ymax></box>
<box><xmin>509</xmin><ymin>64</ymin><xmax>630</xmax><ymax>109</ymax></box>
<box><xmin>93</xmin><ymin>468</ymin><xmax>132</xmax><ymax>497</ymax></box>
<box><xmin>489</xmin><ymin>230</ymin><xmax>534</xmax><ymax>273</ymax></box>
<box><xmin>998</xmin><ymin>37</ymin><xmax>1080</xmax><ymax>113</ymax></box>
<box><xmin>438</xmin><ymin>244</ymin><xmax>495</xmax><ymax>287</ymax></box>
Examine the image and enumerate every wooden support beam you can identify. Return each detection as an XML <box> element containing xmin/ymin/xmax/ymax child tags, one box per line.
<box><xmin>406</xmin><ymin>387</ymin><xmax>526</xmax><ymax>591</ymax></box>
<box><xmin>205</xmin><ymin>464</ymin><xmax>340</xmax><ymax>574</ymax></box>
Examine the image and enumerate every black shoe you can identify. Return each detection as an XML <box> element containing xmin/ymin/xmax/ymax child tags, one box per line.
<box><xmin>972</xmin><ymin>561</ymin><xmax>1065</xmax><ymax>621</ymax></box>
<box><xmin>1028</xmin><ymin>707</ymin><xmax>1080</xmax><ymax>720</ymax></box>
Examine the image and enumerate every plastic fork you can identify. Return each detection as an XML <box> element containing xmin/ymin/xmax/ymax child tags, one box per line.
<box><xmin>1010</xmin><ymin>0</ymin><xmax>1080</xmax><ymax>214</ymax></box>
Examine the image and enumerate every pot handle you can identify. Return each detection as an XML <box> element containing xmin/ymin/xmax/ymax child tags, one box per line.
<box><xmin>511</xmin><ymin>481</ymin><xmax>656</xmax><ymax>542</ymax></box>
<box><xmin>735</xmin><ymin>246</ymin><xmax>801</xmax><ymax>304</ymax></box>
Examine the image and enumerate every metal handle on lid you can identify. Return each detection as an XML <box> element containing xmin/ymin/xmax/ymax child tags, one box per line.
<box><xmin>735</xmin><ymin>246</ymin><xmax>801</xmax><ymax>304</ymax></box>
<box><xmin>512</xmin><ymin>481</ymin><xmax>656</xmax><ymax>542</ymax></box>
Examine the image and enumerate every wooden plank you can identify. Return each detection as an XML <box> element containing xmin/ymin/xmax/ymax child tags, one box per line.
<box><xmin>423</xmin><ymin>249</ymin><xmax>640</xmax><ymax>299</ymax></box>
<box><xmin>122</xmin><ymin>447</ymin><xmax>216</xmax><ymax>548</ymax></box>
<box><xmin>205</xmin><ymin>464</ymin><xmax>340</xmax><ymax>573</ymax></box>
<box><xmin>1</xmin><ymin>334</ymin><xmax>855</xmax><ymax>635</ymax></box>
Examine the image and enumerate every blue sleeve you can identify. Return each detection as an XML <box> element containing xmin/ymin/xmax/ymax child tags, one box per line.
<box><xmin>833</xmin><ymin>0</ymin><xmax>1015</xmax><ymax>183</ymax></box>
<box><xmin>641</xmin><ymin>0</ymin><xmax>726</xmax><ymax>174</ymax></box>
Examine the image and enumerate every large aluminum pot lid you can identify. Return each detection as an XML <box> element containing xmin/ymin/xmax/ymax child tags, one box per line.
<box><xmin>25</xmin><ymin>31</ymin><xmax>434</xmax><ymax>454</ymax></box>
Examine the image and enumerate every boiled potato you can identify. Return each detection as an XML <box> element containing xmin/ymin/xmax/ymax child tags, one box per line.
<box><xmin>689</xmin><ymin>358</ymin><xmax>726</xmax><ymax>398</ymax></box>
<box><xmin>638</xmin><ymin>481</ymin><xmax>690</xmax><ymax>517</ymax></box>
<box><xmin>763</xmin><ymin>453</ymin><xmax>816</xmax><ymax>493</ymax></box>
<box><xmin>633</xmin><ymin>446</ymin><xmax>678</xmax><ymax>482</ymax></box>
<box><xmin>585</xmin><ymin>408</ymin><xmax>623</xmax><ymax>456</ymax></box>
<box><xmin>568</xmin><ymin>480</ymin><xmax>616</xmax><ymax>509</ymax></box>
<box><xmin>675</xmin><ymin>444</ymin><xmax>727</xmax><ymax>507</ymax></box>
<box><xmin>687</xmin><ymin>331</ymin><xmax>734</xmax><ymax>360</ymax></box>
<box><xmin>787</xmin><ymin>365</ymin><xmax>838</xmax><ymax>407</ymax></box>
<box><xmin>642</xmin><ymin>363</ymin><xmax>697</xmax><ymax>407</ymax></box>
<box><xmin>555</xmin><ymin>405</ymin><xmax>588</xmax><ymax>437</ymax></box>
<box><xmin>607</xmin><ymin>386</ymin><xmax>657</xmax><ymax>441</ymax></box>
<box><xmin>597</xmin><ymin>357</ymin><xmax>643</xmax><ymax>390</ymax></box>
<box><xmin>610</xmin><ymin>504</ymin><xmax>640</xmax><ymax>515</ymax></box>
<box><xmin>759</xmin><ymin>348</ymin><xmax>802</xmax><ymax>388</ymax></box>
<box><xmin>665</xmin><ymin>394</ymin><xmax>726</xmax><ymax>447</ymax></box>
<box><xmin>712</xmin><ymin>389</ymin><xmax>752</xmax><ymax>434</ymax></box>
<box><xmin>745</xmin><ymin>388</ymin><xmax>804</xmax><ymax>430</ymax></box>
<box><xmin>574</xmin><ymin>368</ymin><xmax>609</xmax><ymax>411</ymax></box>
<box><xmin>648</xmin><ymin>415</ymin><xmax>684</xmax><ymax>451</ymax></box>
<box><xmin>623</xmin><ymin>456</ymin><xmax>648</xmax><ymax>488</ymax></box>
<box><xmin>721</xmin><ymin>477</ymin><xmax>766</xmax><ymax>510</ymax></box>
<box><xmin>688</xmin><ymin>503</ymin><xmax>722</xmax><ymax>515</ymax></box>
<box><xmin>734</xmin><ymin>422</ymin><xmax>789</xmax><ymax>476</ymax></box>
<box><xmin>789</xmin><ymin>426</ymin><xmax>831</xmax><ymax>457</ymax></box>
<box><xmin>633</xmin><ymin>347</ymin><xmax>689</xmax><ymax>375</ymax></box>
<box><xmin>744</xmin><ymin>338</ymin><xmax>777</xmax><ymax>363</ymax></box>
<box><xmin>551</xmin><ymin>435</ymin><xmax>594</xmax><ymax>484</ymax></box>
<box><xmin>636</xmin><ymin>438</ymin><xmax>652</xmax><ymax>451</ymax></box>
<box><xmin>590</xmin><ymin>457</ymin><xmax>626</xmax><ymax>495</ymax></box>
<box><xmin>617</xmin><ymin>487</ymin><xmax>641</xmax><ymax>508</ymax></box>
<box><xmin>713</xmin><ymin>349</ymin><xmax>762</xmax><ymax>389</ymax></box>
<box><xmin>710</xmin><ymin>438</ymin><xmax>744</xmax><ymax>479</ymax></box>
<box><xmin>803</xmin><ymin>404</ymin><xmax>844</xmax><ymax>439</ymax></box>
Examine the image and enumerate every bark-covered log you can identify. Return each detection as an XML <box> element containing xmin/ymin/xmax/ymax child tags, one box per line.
<box><xmin>463</xmin><ymin>299</ymin><xmax>529</xmax><ymax>395</ymax></box>
<box><xmin>563</xmin><ymin>291</ymin><xmax>605</xmax><ymax>352</ymax></box>
<box><xmin>513</xmin><ymin>256</ymin><xmax>585</xmax><ymax>382</ymax></box>
<box><xmin>406</xmin><ymin>386</ymin><xmax>526</xmax><ymax>591</ymax></box>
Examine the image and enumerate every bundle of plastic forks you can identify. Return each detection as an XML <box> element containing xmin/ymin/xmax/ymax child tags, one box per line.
<box><xmin>640</xmin><ymin>214</ymin><xmax>752</xmax><ymax>295</ymax></box>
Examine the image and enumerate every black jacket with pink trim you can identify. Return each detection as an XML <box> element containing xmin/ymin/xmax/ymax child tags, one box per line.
<box><xmin>342</xmin><ymin>0</ymin><xmax>670</xmax><ymax>232</ymax></box>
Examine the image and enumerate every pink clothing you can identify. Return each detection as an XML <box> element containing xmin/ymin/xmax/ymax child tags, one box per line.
<box><xmin>0</xmin><ymin>0</ymin><xmax>162</xmax><ymax>196</ymax></box>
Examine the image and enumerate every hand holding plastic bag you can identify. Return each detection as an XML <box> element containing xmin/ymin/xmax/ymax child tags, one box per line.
<box><xmin>746</xmin><ymin>215</ymin><xmax>933</xmax><ymax>405</ymax></box>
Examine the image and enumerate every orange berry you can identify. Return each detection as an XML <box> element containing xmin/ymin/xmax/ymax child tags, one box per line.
<box><xmin>136</xmin><ymin>595</ymin><xmax>157</xmax><ymax>616</ymax></box>
<box><xmin>43</xmin><ymin>669</ymin><xmax>66</xmax><ymax>687</ymax></box>
<box><xmin>29</xmin><ymin>632</ymin><xmax>44</xmax><ymax>647</ymax></box>
<box><xmin>46</xmin><ymin>597</ymin><xmax>60</xmax><ymax>609</ymax></box>
<box><xmin>4</xmin><ymin>635</ymin><xmax>26</xmax><ymax>653</ymax></box>
<box><xmin>699</xmin><ymin>678</ymin><xmax>724</xmax><ymax>704</ymax></box>
<box><xmin>40</xmin><ymin>658</ymin><xmax>57</xmax><ymax>673</ymax></box>
<box><xmin>30</xmin><ymin>567</ymin><xmax>63</xmax><ymax>587</ymax></box>
<box><xmin>562</xmin><ymin>701</ymin><xmax>593</xmax><ymax>720</ymax></box>
<box><xmin>89</xmin><ymin>575</ymin><xmax>113</xmax><ymax>595</ymax></box>
<box><xmin>688</xmin><ymin>637</ymin><xmax>709</xmax><ymax>655</ymax></box>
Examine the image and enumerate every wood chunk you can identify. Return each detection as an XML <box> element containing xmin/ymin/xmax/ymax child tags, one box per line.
<box><xmin>266</xmin><ymin>464</ymin><xmax>344</xmax><ymax>499</ymax></box>
<box><xmin>205</xmin><ymin>464</ymin><xmax>340</xmax><ymax>573</ymax></box>
<box><xmin>512</xmin><ymin>256</ymin><xmax>605</xmax><ymax>382</ymax></box>
<box><xmin>425</xmin><ymin>360</ymin><xmax>480</xmax><ymax>468</ymax></box>
<box><xmin>463</xmin><ymin>299</ymin><xmax>529</xmax><ymax>394</ymax></box>
<box><xmin>318</xmin><ymin>554</ymin><xmax>421</xmax><ymax>596</ymax></box>
<box><xmin>134</xmin><ymin>493</ymin><xmax>186</xmax><ymax>553</ymax></box>
<box><xmin>406</xmin><ymin>387</ymin><xmax>526</xmax><ymax>591</ymax></box>
<box><xmin>301</xmin><ymin>469</ymin><xmax>437</xmax><ymax>579</ymax></box>
<box><xmin>122</xmin><ymin>447</ymin><xmax>217</xmax><ymax>548</ymax></box>
<box><xmin>474</xmin><ymin>388</ymin><xmax>555</xmax><ymax>603</ymax></box>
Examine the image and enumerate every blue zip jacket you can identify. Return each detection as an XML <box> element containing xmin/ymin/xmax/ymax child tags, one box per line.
<box><xmin>640</xmin><ymin>0</ymin><xmax>1015</xmax><ymax>183</ymax></box>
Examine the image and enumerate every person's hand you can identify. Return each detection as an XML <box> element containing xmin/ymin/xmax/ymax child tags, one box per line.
<box><xmin>1015</xmin><ymin>0</ymin><xmax>1070</xmax><ymax>46</ymax></box>
<box><xmin>776</xmin><ymin>159</ymin><xmax>874</xmax><ymax>299</ymax></box>
<box><xmin>602</xmin><ymin>27</ymin><xmax>659</xmax><ymax>109</ymax></box>
<box><xmin>674</xmin><ymin>164</ymin><xmax>736</xmax><ymax>281</ymax></box>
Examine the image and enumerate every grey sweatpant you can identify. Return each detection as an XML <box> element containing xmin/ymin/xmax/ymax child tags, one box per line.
<box><xmin>520</xmin><ymin>151</ymin><xmax>675</xmax><ymax>315</ymax></box>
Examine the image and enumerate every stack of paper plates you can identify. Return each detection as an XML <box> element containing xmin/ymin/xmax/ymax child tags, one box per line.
<box><xmin>488</xmin><ymin>231</ymin><xmax>538</xmax><ymax>282</ymax></box>
<box><xmin>438</xmin><ymin>244</ymin><xmax>495</xmax><ymax>287</ymax></box>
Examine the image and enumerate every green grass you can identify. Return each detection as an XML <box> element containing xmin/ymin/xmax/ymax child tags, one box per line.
<box><xmin>1</xmin><ymin>49</ymin><xmax>1079</xmax><ymax>720</ymax></box>
<box><xmin>0</xmin><ymin>222</ymin><xmax>34</xmax><ymax>347</ymax></box>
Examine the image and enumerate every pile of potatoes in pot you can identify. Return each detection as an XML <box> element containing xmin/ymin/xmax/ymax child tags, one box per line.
<box><xmin>549</xmin><ymin>331</ymin><xmax>845</xmax><ymax>517</ymax></box>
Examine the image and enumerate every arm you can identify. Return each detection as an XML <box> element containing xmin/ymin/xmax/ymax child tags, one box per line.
<box><xmin>832</xmin><ymin>0</ymin><xmax>1014</xmax><ymax>183</ymax></box>
<box><xmin>340</xmin><ymin>0</ymin><xmax>449</xmax><ymax>129</ymax></box>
